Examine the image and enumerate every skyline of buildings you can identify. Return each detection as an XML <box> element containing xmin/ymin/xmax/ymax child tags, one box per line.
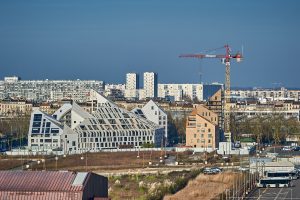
<box><xmin>1</xmin><ymin>74</ymin><xmax>300</xmax><ymax>108</ymax></box>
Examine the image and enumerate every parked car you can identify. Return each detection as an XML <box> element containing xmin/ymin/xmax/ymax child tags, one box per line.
<box><xmin>292</xmin><ymin>146</ymin><xmax>300</xmax><ymax>151</ymax></box>
<box><xmin>203</xmin><ymin>167</ymin><xmax>221</xmax><ymax>175</ymax></box>
<box><xmin>211</xmin><ymin>166</ymin><xmax>223</xmax><ymax>173</ymax></box>
<box><xmin>238</xmin><ymin>167</ymin><xmax>249</xmax><ymax>172</ymax></box>
<box><xmin>281</xmin><ymin>146</ymin><xmax>292</xmax><ymax>151</ymax></box>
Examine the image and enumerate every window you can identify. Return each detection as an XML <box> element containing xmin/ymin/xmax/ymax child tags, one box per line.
<box><xmin>72</xmin><ymin>141</ymin><xmax>76</xmax><ymax>146</ymax></box>
<box><xmin>32</xmin><ymin>122</ymin><xmax>41</xmax><ymax>127</ymax></box>
<box><xmin>205</xmin><ymin>123</ymin><xmax>207</xmax><ymax>127</ymax></box>
<box><xmin>208</xmin><ymin>128</ymin><xmax>211</xmax><ymax>132</ymax></box>
<box><xmin>51</xmin><ymin>128</ymin><xmax>59</xmax><ymax>133</ymax></box>
<box><xmin>194</xmin><ymin>134</ymin><xmax>196</xmax><ymax>138</ymax></box>
<box><xmin>32</xmin><ymin>128</ymin><xmax>40</xmax><ymax>133</ymax></box>
<box><xmin>46</xmin><ymin>122</ymin><xmax>51</xmax><ymax>127</ymax></box>
<box><xmin>208</xmin><ymin>134</ymin><xmax>212</xmax><ymax>138</ymax></box>
<box><xmin>45</xmin><ymin>128</ymin><xmax>50</xmax><ymax>133</ymax></box>
<box><xmin>33</xmin><ymin>114</ymin><xmax>42</xmax><ymax>121</ymax></box>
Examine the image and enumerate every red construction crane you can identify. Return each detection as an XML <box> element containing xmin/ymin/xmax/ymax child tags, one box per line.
<box><xmin>179</xmin><ymin>44</ymin><xmax>243</xmax><ymax>142</ymax></box>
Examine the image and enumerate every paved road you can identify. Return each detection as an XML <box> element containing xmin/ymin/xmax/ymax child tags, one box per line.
<box><xmin>266</xmin><ymin>146</ymin><xmax>300</xmax><ymax>157</ymax></box>
<box><xmin>247</xmin><ymin>178</ymin><xmax>300</xmax><ymax>200</ymax></box>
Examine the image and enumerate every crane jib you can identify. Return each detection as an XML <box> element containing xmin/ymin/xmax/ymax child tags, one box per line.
<box><xmin>204</xmin><ymin>55</ymin><xmax>217</xmax><ymax>58</ymax></box>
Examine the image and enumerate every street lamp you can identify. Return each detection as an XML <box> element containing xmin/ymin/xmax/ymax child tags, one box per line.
<box><xmin>55</xmin><ymin>156</ymin><xmax>58</xmax><ymax>170</ymax></box>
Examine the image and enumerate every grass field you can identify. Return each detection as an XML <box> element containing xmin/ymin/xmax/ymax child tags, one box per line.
<box><xmin>164</xmin><ymin>172</ymin><xmax>241</xmax><ymax>200</ymax></box>
<box><xmin>108</xmin><ymin>169</ymin><xmax>202</xmax><ymax>200</ymax></box>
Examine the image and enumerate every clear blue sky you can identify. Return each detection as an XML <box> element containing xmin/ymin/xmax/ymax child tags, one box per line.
<box><xmin>0</xmin><ymin>0</ymin><xmax>299</xmax><ymax>87</ymax></box>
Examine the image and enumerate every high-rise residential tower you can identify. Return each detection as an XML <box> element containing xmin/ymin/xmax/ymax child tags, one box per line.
<box><xmin>125</xmin><ymin>73</ymin><xmax>139</xmax><ymax>99</ymax></box>
<box><xmin>143</xmin><ymin>72</ymin><xmax>158</xmax><ymax>99</ymax></box>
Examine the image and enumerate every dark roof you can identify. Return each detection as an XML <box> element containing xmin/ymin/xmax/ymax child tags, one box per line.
<box><xmin>0</xmin><ymin>171</ymin><xmax>89</xmax><ymax>192</ymax></box>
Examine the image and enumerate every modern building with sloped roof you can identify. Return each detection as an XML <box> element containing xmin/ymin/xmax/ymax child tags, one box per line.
<box><xmin>132</xmin><ymin>100</ymin><xmax>168</xmax><ymax>139</ymax></box>
<box><xmin>27</xmin><ymin>90</ymin><xmax>164</xmax><ymax>153</ymax></box>
<box><xmin>0</xmin><ymin>171</ymin><xmax>108</xmax><ymax>200</ymax></box>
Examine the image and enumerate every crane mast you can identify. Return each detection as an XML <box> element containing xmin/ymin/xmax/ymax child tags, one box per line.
<box><xmin>179</xmin><ymin>44</ymin><xmax>242</xmax><ymax>143</ymax></box>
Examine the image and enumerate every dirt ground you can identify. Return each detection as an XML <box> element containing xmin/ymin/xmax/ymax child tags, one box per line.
<box><xmin>164</xmin><ymin>172</ymin><xmax>238</xmax><ymax>200</ymax></box>
<box><xmin>0</xmin><ymin>159</ymin><xmax>23</xmax><ymax>170</ymax></box>
<box><xmin>27</xmin><ymin>151</ymin><xmax>177</xmax><ymax>171</ymax></box>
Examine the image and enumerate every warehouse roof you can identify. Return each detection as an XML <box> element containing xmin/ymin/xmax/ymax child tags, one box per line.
<box><xmin>0</xmin><ymin>171</ymin><xmax>89</xmax><ymax>192</ymax></box>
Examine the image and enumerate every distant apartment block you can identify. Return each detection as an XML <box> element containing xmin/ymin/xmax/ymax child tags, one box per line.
<box><xmin>125</xmin><ymin>73</ymin><xmax>139</xmax><ymax>99</ymax></box>
<box><xmin>158</xmin><ymin>84</ymin><xmax>203</xmax><ymax>102</ymax></box>
<box><xmin>0</xmin><ymin>97</ymin><xmax>32</xmax><ymax>117</ymax></box>
<box><xmin>0</xmin><ymin>77</ymin><xmax>104</xmax><ymax>102</ymax></box>
<box><xmin>186</xmin><ymin>105</ymin><xmax>220</xmax><ymax>149</ymax></box>
<box><xmin>231</xmin><ymin>87</ymin><xmax>300</xmax><ymax>102</ymax></box>
<box><xmin>104</xmin><ymin>83</ymin><xmax>125</xmax><ymax>99</ymax></box>
<box><xmin>4</xmin><ymin>76</ymin><xmax>20</xmax><ymax>83</ymax></box>
<box><xmin>229</xmin><ymin>100</ymin><xmax>300</xmax><ymax>121</ymax></box>
<box><xmin>27</xmin><ymin>90</ymin><xmax>164</xmax><ymax>153</ymax></box>
<box><xmin>143</xmin><ymin>72</ymin><xmax>158</xmax><ymax>99</ymax></box>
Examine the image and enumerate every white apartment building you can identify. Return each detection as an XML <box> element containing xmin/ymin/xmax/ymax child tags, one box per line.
<box><xmin>231</xmin><ymin>87</ymin><xmax>300</xmax><ymax>102</ymax></box>
<box><xmin>125</xmin><ymin>73</ymin><xmax>139</xmax><ymax>99</ymax></box>
<box><xmin>104</xmin><ymin>84</ymin><xmax>125</xmax><ymax>98</ymax></box>
<box><xmin>4</xmin><ymin>76</ymin><xmax>20</xmax><ymax>83</ymax></box>
<box><xmin>126</xmin><ymin>73</ymin><xmax>139</xmax><ymax>90</ymax></box>
<box><xmin>27</xmin><ymin>90</ymin><xmax>164</xmax><ymax>153</ymax></box>
<box><xmin>0</xmin><ymin>77</ymin><xmax>104</xmax><ymax>102</ymax></box>
<box><xmin>158</xmin><ymin>84</ymin><xmax>203</xmax><ymax>102</ymax></box>
<box><xmin>132</xmin><ymin>100</ymin><xmax>168</xmax><ymax>139</ymax></box>
<box><xmin>28</xmin><ymin>110</ymin><xmax>64</xmax><ymax>151</ymax></box>
<box><xmin>143</xmin><ymin>72</ymin><xmax>158</xmax><ymax>99</ymax></box>
<box><xmin>230</xmin><ymin>101</ymin><xmax>300</xmax><ymax>121</ymax></box>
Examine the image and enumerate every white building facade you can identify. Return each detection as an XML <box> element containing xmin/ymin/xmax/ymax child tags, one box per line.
<box><xmin>158</xmin><ymin>84</ymin><xmax>203</xmax><ymax>102</ymax></box>
<box><xmin>0</xmin><ymin>78</ymin><xmax>104</xmax><ymax>102</ymax></box>
<box><xmin>28</xmin><ymin>110</ymin><xmax>64</xmax><ymax>151</ymax></box>
<box><xmin>231</xmin><ymin>87</ymin><xmax>300</xmax><ymax>102</ymax></box>
<box><xmin>125</xmin><ymin>73</ymin><xmax>139</xmax><ymax>99</ymax></box>
<box><xmin>143</xmin><ymin>72</ymin><xmax>158</xmax><ymax>99</ymax></box>
<box><xmin>132</xmin><ymin>100</ymin><xmax>168</xmax><ymax>139</ymax></box>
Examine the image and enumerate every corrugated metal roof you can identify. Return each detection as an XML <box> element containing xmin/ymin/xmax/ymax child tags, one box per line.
<box><xmin>0</xmin><ymin>171</ymin><xmax>87</xmax><ymax>192</ymax></box>
<box><xmin>72</xmin><ymin>172</ymin><xmax>88</xmax><ymax>186</ymax></box>
<box><xmin>0</xmin><ymin>191</ymin><xmax>82</xmax><ymax>200</ymax></box>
